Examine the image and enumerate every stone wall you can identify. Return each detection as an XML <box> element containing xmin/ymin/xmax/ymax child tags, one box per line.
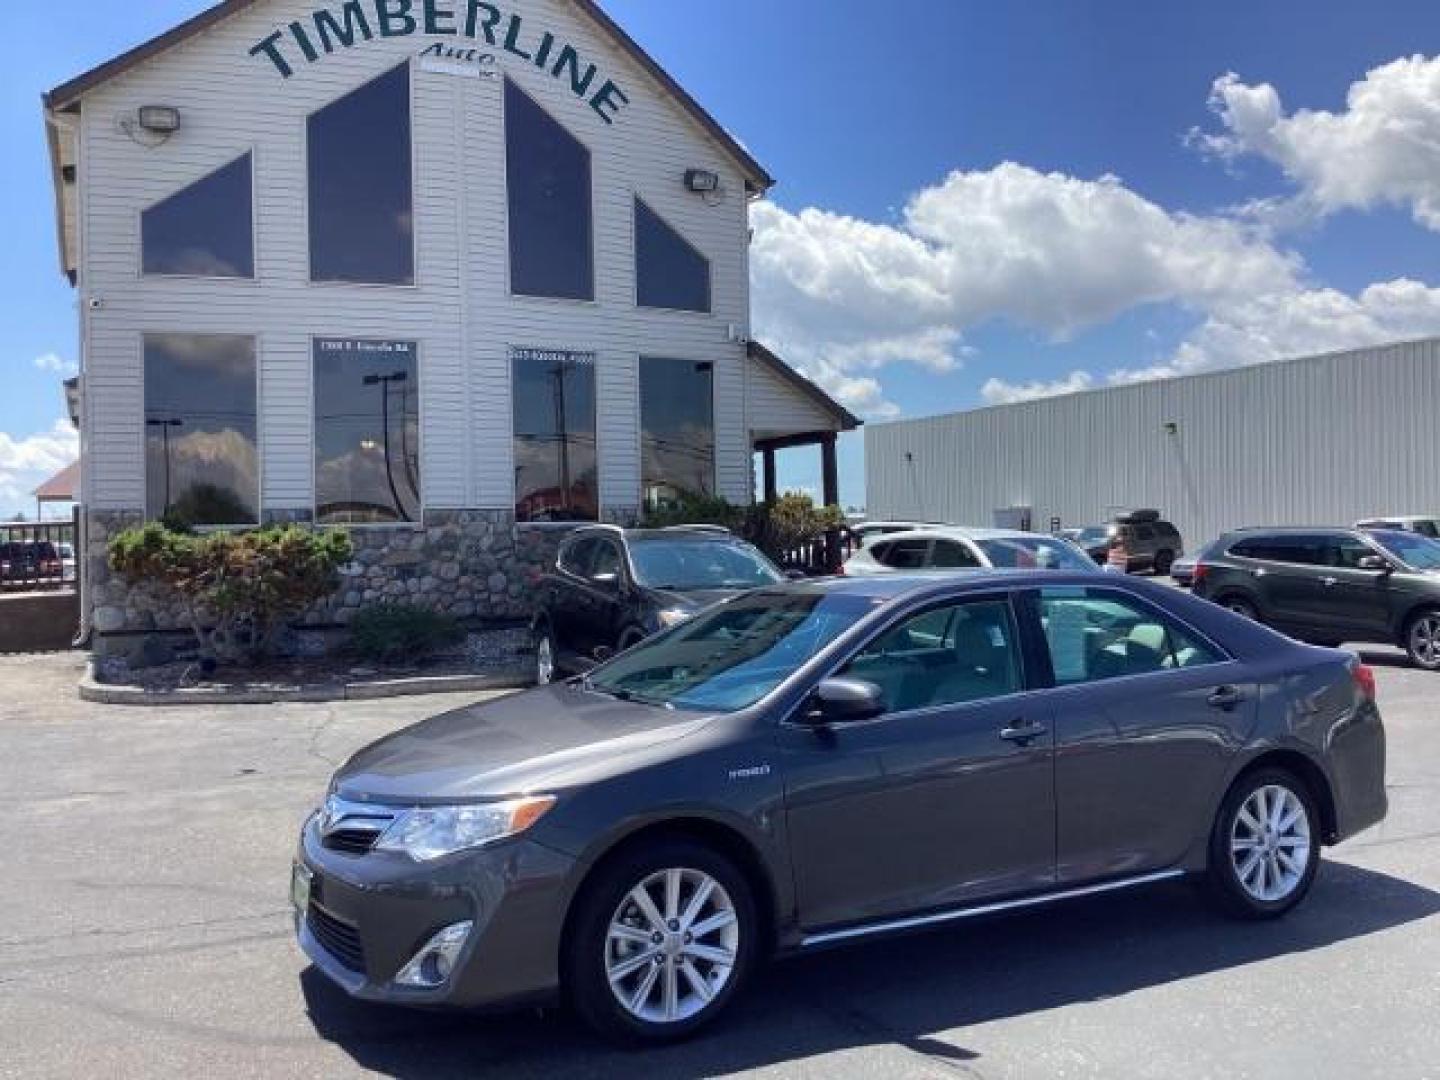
<box><xmin>84</xmin><ymin>508</ymin><xmax>638</xmax><ymax>655</ymax></box>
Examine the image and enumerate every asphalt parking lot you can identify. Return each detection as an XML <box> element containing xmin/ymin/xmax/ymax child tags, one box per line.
<box><xmin>2</xmin><ymin>648</ymin><xmax>1437</xmax><ymax>1080</ymax></box>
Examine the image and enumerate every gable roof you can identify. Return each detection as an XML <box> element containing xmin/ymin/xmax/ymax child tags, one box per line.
<box><xmin>43</xmin><ymin>0</ymin><xmax>774</xmax><ymax>193</ymax></box>
<box><xmin>748</xmin><ymin>341</ymin><xmax>863</xmax><ymax>433</ymax></box>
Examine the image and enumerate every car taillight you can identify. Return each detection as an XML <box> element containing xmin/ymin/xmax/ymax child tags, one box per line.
<box><xmin>1192</xmin><ymin>562</ymin><xmax>1209</xmax><ymax>586</ymax></box>
<box><xmin>1351</xmin><ymin>662</ymin><xmax>1377</xmax><ymax>702</ymax></box>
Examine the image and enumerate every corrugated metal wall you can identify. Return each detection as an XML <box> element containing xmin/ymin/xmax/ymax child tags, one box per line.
<box><xmin>866</xmin><ymin>338</ymin><xmax>1440</xmax><ymax>548</ymax></box>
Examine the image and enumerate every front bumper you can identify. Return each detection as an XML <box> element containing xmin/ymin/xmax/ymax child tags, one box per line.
<box><xmin>292</xmin><ymin>815</ymin><xmax>577</xmax><ymax>1009</ymax></box>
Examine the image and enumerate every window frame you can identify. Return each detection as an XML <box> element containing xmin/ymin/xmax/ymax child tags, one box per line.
<box><xmin>502</xmin><ymin>77</ymin><xmax>597</xmax><ymax>305</ymax></box>
<box><xmin>632</xmin><ymin>194</ymin><xmax>713</xmax><ymax>315</ymax></box>
<box><xmin>138</xmin><ymin>150</ymin><xmax>259</xmax><ymax>283</ymax></box>
<box><xmin>303</xmin><ymin>61</ymin><xmax>419</xmax><ymax>291</ymax></box>
<box><xmin>140</xmin><ymin>330</ymin><xmax>263</xmax><ymax>530</ymax></box>
<box><xmin>309</xmin><ymin>336</ymin><xmax>425</xmax><ymax>530</ymax></box>
<box><xmin>1023</xmin><ymin>585</ymin><xmax>1234</xmax><ymax>691</ymax></box>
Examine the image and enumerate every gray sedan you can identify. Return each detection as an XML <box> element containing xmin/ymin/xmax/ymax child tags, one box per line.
<box><xmin>292</xmin><ymin>572</ymin><xmax>1387</xmax><ymax>1043</ymax></box>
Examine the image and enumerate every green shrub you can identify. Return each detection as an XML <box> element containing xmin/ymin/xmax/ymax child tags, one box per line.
<box><xmin>350</xmin><ymin>604</ymin><xmax>465</xmax><ymax>665</ymax></box>
<box><xmin>639</xmin><ymin>491</ymin><xmax>845</xmax><ymax>565</ymax></box>
<box><xmin>109</xmin><ymin>523</ymin><xmax>353</xmax><ymax>664</ymax></box>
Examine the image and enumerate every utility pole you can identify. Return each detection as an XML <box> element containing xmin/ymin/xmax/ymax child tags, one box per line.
<box><xmin>364</xmin><ymin>371</ymin><xmax>411</xmax><ymax>522</ymax></box>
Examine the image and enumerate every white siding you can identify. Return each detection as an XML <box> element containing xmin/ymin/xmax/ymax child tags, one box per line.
<box><xmin>746</xmin><ymin>352</ymin><xmax>836</xmax><ymax>440</ymax></box>
<box><xmin>866</xmin><ymin>339</ymin><xmax>1440</xmax><ymax>547</ymax></box>
<box><xmin>76</xmin><ymin>0</ymin><xmax>755</xmax><ymax>514</ymax></box>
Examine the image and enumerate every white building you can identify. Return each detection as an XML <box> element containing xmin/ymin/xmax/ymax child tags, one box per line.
<box><xmin>43</xmin><ymin>0</ymin><xmax>857</xmax><ymax>650</ymax></box>
<box><xmin>866</xmin><ymin>338</ymin><xmax>1440</xmax><ymax>548</ymax></box>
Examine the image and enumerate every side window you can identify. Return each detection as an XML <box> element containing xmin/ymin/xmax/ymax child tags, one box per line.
<box><xmin>1329</xmin><ymin>536</ymin><xmax>1378</xmax><ymax>569</ymax></box>
<box><xmin>840</xmin><ymin>599</ymin><xmax>1023</xmax><ymax>713</ymax></box>
<box><xmin>142</xmin><ymin>154</ymin><xmax>254</xmax><ymax>278</ymax></box>
<box><xmin>589</xmin><ymin>540</ymin><xmax>622</xmax><ymax>583</ymax></box>
<box><xmin>1039</xmin><ymin>590</ymin><xmax>1224</xmax><ymax>684</ymax></box>
<box><xmin>877</xmin><ymin>538</ymin><xmax>931</xmax><ymax>570</ymax></box>
<box><xmin>1134</xmin><ymin>525</ymin><xmax>1156</xmax><ymax>543</ymax></box>
<box><xmin>930</xmin><ymin>539</ymin><xmax>982</xmax><ymax>569</ymax></box>
<box><xmin>559</xmin><ymin>538</ymin><xmax>595</xmax><ymax>577</ymax></box>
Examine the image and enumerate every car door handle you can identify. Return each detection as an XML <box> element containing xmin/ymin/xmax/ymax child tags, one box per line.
<box><xmin>1322</xmin><ymin>577</ymin><xmax>1338</xmax><ymax>587</ymax></box>
<box><xmin>1208</xmin><ymin>686</ymin><xmax>1247</xmax><ymax>711</ymax></box>
<box><xmin>1000</xmin><ymin>720</ymin><xmax>1049</xmax><ymax>745</ymax></box>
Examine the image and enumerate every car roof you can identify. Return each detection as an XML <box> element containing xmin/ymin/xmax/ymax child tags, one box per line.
<box><xmin>857</xmin><ymin>526</ymin><xmax>1062</xmax><ymax>543</ymax></box>
<box><xmin>563</xmin><ymin>525</ymin><xmax>743</xmax><ymax>544</ymax></box>
<box><xmin>783</xmin><ymin>569</ymin><xmax>1110</xmax><ymax>602</ymax></box>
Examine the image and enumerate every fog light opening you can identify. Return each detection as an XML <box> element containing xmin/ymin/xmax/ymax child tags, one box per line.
<box><xmin>394</xmin><ymin>920</ymin><xmax>473</xmax><ymax>989</ymax></box>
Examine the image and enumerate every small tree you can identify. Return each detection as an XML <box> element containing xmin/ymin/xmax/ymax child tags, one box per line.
<box><xmin>639</xmin><ymin>491</ymin><xmax>844</xmax><ymax>568</ymax></box>
<box><xmin>109</xmin><ymin>523</ymin><xmax>353</xmax><ymax>664</ymax></box>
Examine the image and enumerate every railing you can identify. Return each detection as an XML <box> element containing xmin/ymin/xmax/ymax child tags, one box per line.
<box><xmin>777</xmin><ymin>528</ymin><xmax>858</xmax><ymax>577</ymax></box>
<box><xmin>0</xmin><ymin>520</ymin><xmax>77</xmax><ymax>593</ymax></box>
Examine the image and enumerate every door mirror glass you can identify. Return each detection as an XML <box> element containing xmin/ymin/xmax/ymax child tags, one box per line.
<box><xmin>591</xmin><ymin>571</ymin><xmax>620</xmax><ymax>588</ymax></box>
<box><xmin>803</xmin><ymin>678</ymin><xmax>886</xmax><ymax>726</ymax></box>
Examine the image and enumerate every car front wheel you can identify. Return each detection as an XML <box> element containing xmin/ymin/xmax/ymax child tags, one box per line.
<box><xmin>1405</xmin><ymin>609</ymin><xmax>1440</xmax><ymax>671</ymax></box>
<box><xmin>535</xmin><ymin>625</ymin><xmax>557</xmax><ymax>685</ymax></box>
<box><xmin>566</xmin><ymin>839</ymin><xmax>756</xmax><ymax>1044</ymax></box>
<box><xmin>1205</xmin><ymin>768</ymin><xmax>1320</xmax><ymax>919</ymax></box>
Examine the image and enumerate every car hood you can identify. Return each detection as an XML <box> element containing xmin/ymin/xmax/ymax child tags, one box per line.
<box><xmin>647</xmin><ymin>586</ymin><xmax>746</xmax><ymax>611</ymax></box>
<box><xmin>333</xmin><ymin>684</ymin><xmax>712</xmax><ymax>802</ymax></box>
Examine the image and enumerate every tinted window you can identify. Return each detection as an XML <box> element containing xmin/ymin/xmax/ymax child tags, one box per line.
<box><xmin>589</xmin><ymin>591</ymin><xmax>876</xmax><ymax>712</ymax></box>
<box><xmin>874</xmin><ymin>538</ymin><xmax>930</xmax><ymax>570</ymax></box>
<box><xmin>1039</xmin><ymin>589</ymin><xmax>1224</xmax><ymax>684</ymax></box>
<box><xmin>1327</xmin><ymin>536</ymin><xmax>1379</xmax><ymax>569</ymax></box>
<box><xmin>1134</xmin><ymin>525</ymin><xmax>1156</xmax><ymax>542</ymax></box>
<box><xmin>512</xmin><ymin>348</ymin><xmax>597</xmax><ymax>523</ymax></box>
<box><xmin>630</xmin><ymin>538</ymin><xmax>782</xmax><ymax>591</ymax></box>
<box><xmin>144</xmin><ymin>334</ymin><xmax>258</xmax><ymax>526</ymax></box>
<box><xmin>308</xmin><ymin>64</ymin><xmax>414</xmax><ymax>285</ymax></box>
<box><xmin>560</xmin><ymin>537</ymin><xmax>597</xmax><ymax>576</ymax></box>
<box><xmin>635</xmin><ymin>198</ymin><xmax>711</xmax><ymax>312</ymax></box>
<box><xmin>506</xmin><ymin>79</ymin><xmax>593</xmax><ymax>300</ymax></box>
<box><xmin>590</xmin><ymin>539</ymin><xmax>622</xmax><ymax>582</ymax></box>
<box><xmin>142</xmin><ymin>154</ymin><xmax>253</xmax><ymax>277</ymax></box>
<box><xmin>930</xmin><ymin>539</ymin><xmax>981</xmax><ymax>569</ymax></box>
<box><xmin>640</xmin><ymin>358</ymin><xmax>714</xmax><ymax>509</ymax></box>
<box><xmin>841</xmin><ymin>600</ymin><xmax>1023</xmax><ymax>713</ymax></box>
<box><xmin>314</xmin><ymin>338</ymin><xmax>420</xmax><ymax>524</ymax></box>
<box><xmin>1229</xmin><ymin>536</ymin><xmax>1325</xmax><ymax>565</ymax></box>
<box><xmin>1418</xmin><ymin>520</ymin><xmax>1440</xmax><ymax>539</ymax></box>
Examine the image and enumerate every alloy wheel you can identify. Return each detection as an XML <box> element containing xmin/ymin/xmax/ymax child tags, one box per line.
<box><xmin>1410</xmin><ymin>614</ymin><xmax>1440</xmax><ymax>669</ymax></box>
<box><xmin>1230</xmin><ymin>784</ymin><xmax>1311</xmax><ymax>903</ymax></box>
<box><xmin>604</xmin><ymin>868</ymin><xmax>740</xmax><ymax>1025</ymax></box>
<box><xmin>536</xmin><ymin>635</ymin><xmax>555</xmax><ymax>685</ymax></box>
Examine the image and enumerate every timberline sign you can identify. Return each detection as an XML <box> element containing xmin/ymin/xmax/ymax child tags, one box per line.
<box><xmin>249</xmin><ymin>0</ymin><xmax>631</xmax><ymax>124</ymax></box>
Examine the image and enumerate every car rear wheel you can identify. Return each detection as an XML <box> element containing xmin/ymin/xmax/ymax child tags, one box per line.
<box><xmin>617</xmin><ymin>626</ymin><xmax>648</xmax><ymax>653</ymax></box>
<box><xmin>535</xmin><ymin>626</ymin><xmax>557</xmax><ymax>685</ymax></box>
<box><xmin>1205</xmin><ymin>768</ymin><xmax>1319</xmax><ymax>919</ymax></box>
<box><xmin>565</xmin><ymin>839</ymin><xmax>756</xmax><ymax>1044</ymax></box>
<box><xmin>1405</xmin><ymin>609</ymin><xmax>1440</xmax><ymax>671</ymax></box>
<box><xmin>1220</xmin><ymin>596</ymin><xmax>1260</xmax><ymax>622</ymax></box>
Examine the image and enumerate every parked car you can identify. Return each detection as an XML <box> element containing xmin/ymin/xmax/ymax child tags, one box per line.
<box><xmin>1356</xmin><ymin>515</ymin><xmax>1440</xmax><ymax>540</ymax></box>
<box><xmin>57</xmin><ymin>542</ymin><xmax>76</xmax><ymax>583</ymax></box>
<box><xmin>292</xmin><ymin>571</ymin><xmax>1386</xmax><ymax>1042</ymax></box>
<box><xmin>0</xmin><ymin>541</ymin><xmax>60</xmax><ymax>583</ymax></box>
<box><xmin>1076</xmin><ymin>511</ymin><xmax>1185</xmax><ymax>575</ymax></box>
<box><xmin>1170</xmin><ymin>540</ymin><xmax>1223</xmax><ymax>588</ymax></box>
<box><xmin>842</xmin><ymin>526</ymin><xmax>1099</xmax><ymax>575</ymax></box>
<box><xmin>532</xmin><ymin>526</ymin><xmax>786</xmax><ymax>683</ymax></box>
<box><xmin>1192</xmin><ymin>526</ymin><xmax>1440</xmax><ymax>670</ymax></box>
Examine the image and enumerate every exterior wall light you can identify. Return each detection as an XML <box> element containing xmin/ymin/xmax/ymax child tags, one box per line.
<box><xmin>1163</xmin><ymin>421</ymin><xmax>1180</xmax><ymax>436</ymax></box>
<box><xmin>137</xmin><ymin>106</ymin><xmax>182</xmax><ymax>134</ymax></box>
<box><xmin>684</xmin><ymin>169</ymin><xmax>720</xmax><ymax>193</ymax></box>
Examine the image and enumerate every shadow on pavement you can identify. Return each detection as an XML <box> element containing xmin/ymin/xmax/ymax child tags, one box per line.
<box><xmin>302</xmin><ymin>861</ymin><xmax>1439</xmax><ymax>1079</ymax></box>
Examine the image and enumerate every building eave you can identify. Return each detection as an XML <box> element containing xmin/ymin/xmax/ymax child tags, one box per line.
<box><xmin>748</xmin><ymin>341</ymin><xmax>863</xmax><ymax>433</ymax></box>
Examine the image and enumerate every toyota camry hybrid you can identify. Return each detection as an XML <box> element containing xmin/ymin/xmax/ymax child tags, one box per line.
<box><xmin>292</xmin><ymin>571</ymin><xmax>1387</xmax><ymax>1044</ymax></box>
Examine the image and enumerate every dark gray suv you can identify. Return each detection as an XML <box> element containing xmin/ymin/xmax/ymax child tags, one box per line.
<box><xmin>1193</xmin><ymin>527</ymin><xmax>1440</xmax><ymax>670</ymax></box>
<box><xmin>293</xmin><ymin>572</ymin><xmax>1386</xmax><ymax>1043</ymax></box>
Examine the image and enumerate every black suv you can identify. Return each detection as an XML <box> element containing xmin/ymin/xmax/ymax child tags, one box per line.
<box><xmin>532</xmin><ymin>526</ymin><xmax>786</xmax><ymax>683</ymax></box>
<box><xmin>1076</xmin><ymin>511</ymin><xmax>1184</xmax><ymax>575</ymax></box>
<box><xmin>1193</xmin><ymin>526</ymin><xmax>1440</xmax><ymax>670</ymax></box>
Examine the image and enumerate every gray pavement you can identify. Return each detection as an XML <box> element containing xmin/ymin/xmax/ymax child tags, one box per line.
<box><xmin>1</xmin><ymin>647</ymin><xmax>1436</xmax><ymax>1079</ymax></box>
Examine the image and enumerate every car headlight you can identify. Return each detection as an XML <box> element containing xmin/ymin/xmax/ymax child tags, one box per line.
<box><xmin>656</xmin><ymin>607</ymin><xmax>694</xmax><ymax>629</ymax></box>
<box><xmin>374</xmin><ymin>796</ymin><xmax>556</xmax><ymax>862</ymax></box>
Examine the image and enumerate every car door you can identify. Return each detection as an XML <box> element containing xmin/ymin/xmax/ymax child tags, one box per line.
<box><xmin>779</xmin><ymin>593</ymin><xmax>1056</xmax><ymax>930</ymax></box>
<box><xmin>1026</xmin><ymin>585</ymin><xmax>1256</xmax><ymax>883</ymax></box>
<box><xmin>1234</xmin><ymin>535</ymin><xmax>1326</xmax><ymax>630</ymax></box>
<box><xmin>583</xmin><ymin>536</ymin><xmax>629</xmax><ymax>655</ymax></box>
<box><xmin>548</xmin><ymin>537</ymin><xmax>597</xmax><ymax>663</ymax></box>
<box><xmin>1315</xmin><ymin>534</ymin><xmax>1397</xmax><ymax>639</ymax></box>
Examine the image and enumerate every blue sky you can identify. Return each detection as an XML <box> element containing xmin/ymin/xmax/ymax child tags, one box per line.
<box><xmin>3</xmin><ymin>0</ymin><xmax>1439</xmax><ymax>515</ymax></box>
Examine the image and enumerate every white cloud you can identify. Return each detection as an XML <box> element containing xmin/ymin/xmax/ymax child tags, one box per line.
<box><xmin>1194</xmin><ymin>56</ymin><xmax>1440</xmax><ymax>229</ymax></box>
<box><xmin>0</xmin><ymin>419</ymin><xmax>79</xmax><ymax>517</ymax></box>
<box><xmin>981</xmin><ymin>371</ymin><xmax>1095</xmax><ymax>405</ymax></box>
<box><xmin>33</xmin><ymin>353</ymin><xmax>76</xmax><ymax>375</ymax></box>
<box><xmin>750</xmin><ymin>162</ymin><xmax>1302</xmax><ymax>417</ymax></box>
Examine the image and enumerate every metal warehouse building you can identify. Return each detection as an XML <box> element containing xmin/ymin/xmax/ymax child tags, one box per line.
<box><xmin>865</xmin><ymin>338</ymin><xmax>1440</xmax><ymax>549</ymax></box>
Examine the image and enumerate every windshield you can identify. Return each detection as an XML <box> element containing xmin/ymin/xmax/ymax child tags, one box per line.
<box><xmin>586</xmin><ymin>590</ymin><xmax>878</xmax><ymax>712</ymax></box>
<box><xmin>629</xmin><ymin>538</ymin><xmax>784</xmax><ymax>591</ymax></box>
<box><xmin>977</xmin><ymin>537</ymin><xmax>1097</xmax><ymax>571</ymax></box>
<box><xmin>1372</xmin><ymin>531</ymin><xmax>1440</xmax><ymax>570</ymax></box>
<box><xmin>1076</xmin><ymin>527</ymin><xmax>1109</xmax><ymax>543</ymax></box>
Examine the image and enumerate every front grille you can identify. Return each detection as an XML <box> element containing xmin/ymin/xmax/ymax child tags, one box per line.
<box><xmin>308</xmin><ymin>903</ymin><xmax>366</xmax><ymax>973</ymax></box>
<box><xmin>323</xmin><ymin>827</ymin><xmax>383</xmax><ymax>855</ymax></box>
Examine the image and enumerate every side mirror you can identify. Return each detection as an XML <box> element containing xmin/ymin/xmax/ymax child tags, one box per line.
<box><xmin>800</xmin><ymin>678</ymin><xmax>886</xmax><ymax>727</ymax></box>
<box><xmin>592</xmin><ymin>571</ymin><xmax>620</xmax><ymax>588</ymax></box>
<box><xmin>1357</xmin><ymin>555</ymin><xmax>1391</xmax><ymax>573</ymax></box>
